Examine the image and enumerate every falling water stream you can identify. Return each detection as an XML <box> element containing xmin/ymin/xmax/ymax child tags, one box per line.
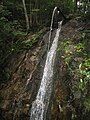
<box><xmin>30</xmin><ymin>7</ymin><xmax>63</xmax><ymax>120</ymax></box>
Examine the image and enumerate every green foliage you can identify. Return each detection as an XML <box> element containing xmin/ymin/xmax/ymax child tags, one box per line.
<box><xmin>58</xmin><ymin>39</ymin><xmax>73</xmax><ymax>65</ymax></box>
<box><xmin>75</xmin><ymin>43</ymin><xmax>84</xmax><ymax>52</ymax></box>
<box><xmin>58</xmin><ymin>26</ymin><xmax>90</xmax><ymax>115</ymax></box>
<box><xmin>84</xmin><ymin>97</ymin><xmax>90</xmax><ymax>111</ymax></box>
<box><xmin>11</xmin><ymin>29</ymin><xmax>44</xmax><ymax>53</ymax></box>
<box><xmin>78</xmin><ymin>59</ymin><xmax>90</xmax><ymax>92</ymax></box>
<box><xmin>0</xmin><ymin>1</ymin><xmax>26</xmax><ymax>83</ymax></box>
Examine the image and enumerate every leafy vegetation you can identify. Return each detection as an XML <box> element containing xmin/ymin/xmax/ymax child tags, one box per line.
<box><xmin>0</xmin><ymin>0</ymin><xmax>75</xmax><ymax>84</ymax></box>
<box><xmin>58</xmin><ymin>24</ymin><xmax>90</xmax><ymax>118</ymax></box>
<box><xmin>0</xmin><ymin>0</ymin><xmax>90</xmax><ymax>119</ymax></box>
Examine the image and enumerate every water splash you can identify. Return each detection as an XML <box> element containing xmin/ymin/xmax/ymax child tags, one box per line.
<box><xmin>48</xmin><ymin>7</ymin><xmax>57</xmax><ymax>51</ymax></box>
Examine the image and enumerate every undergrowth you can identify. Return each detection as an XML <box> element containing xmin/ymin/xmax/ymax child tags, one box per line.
<box><xmin>58</xmin><ymin>27</ymin><xmax>90</xmax><ymax>119</ymax></box>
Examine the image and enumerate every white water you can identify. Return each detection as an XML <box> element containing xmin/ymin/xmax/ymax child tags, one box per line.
<box><xmin>30</xmin><ymin>21</ymin><xmax>62</xmax><ymax>120</ymax></box>
<box><xmin>30</xmin><ymin>7</ymin><xmax>63</xmax><ymax>120</ymax></box>
<box><xmin>48</xmin><ymin>7</ymin><xmax>58</xmax><ymax>51</ymax></box>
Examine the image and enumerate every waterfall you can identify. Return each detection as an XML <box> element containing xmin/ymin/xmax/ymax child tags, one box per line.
<box><xmin>30</xmin><ymin>7</ymin><xmax>63</xmax><ymax>120</ymax></box>
<box><xmin>48</xmin><ymin>7</ymin><xmax>58</xmax><ymax>51</ymax></box>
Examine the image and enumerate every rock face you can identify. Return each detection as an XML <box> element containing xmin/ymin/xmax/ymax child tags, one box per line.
<box><xmin>0</xmin><ymin>19</ymin><xmax>89</xmax><ymax>120</ymax></box>
<box><xmin>0</xmin><ymin>27</ymin><xmax>57</xmax><ymax>119</ymax></box>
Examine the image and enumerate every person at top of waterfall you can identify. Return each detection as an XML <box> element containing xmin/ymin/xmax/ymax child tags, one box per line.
<box><xmin>52</xmin><ymin>7</ymin><xmax>66</xmax><ymax>29</ymax></box>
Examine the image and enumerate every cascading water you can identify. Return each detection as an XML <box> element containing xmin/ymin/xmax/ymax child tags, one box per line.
<box><xmin>48</xmin><ymin>7</ymin><xmax>57</xmax><ymax>51</ymax></box>
<box><xmin>30</xmin><ymin>7</ymin><xmax>63</xmax><ymax>120</ymax></box>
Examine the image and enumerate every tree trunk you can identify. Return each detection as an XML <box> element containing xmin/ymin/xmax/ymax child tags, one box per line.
<box><xmin>35</xmin><ymin>0</ymin><xmax>38</xmax><ymax>25</ymax></box>
<box><xmin>30</xmin><ymin>0</ymin><xmax>32</xmax><ymax>26</ymax></box>
<box><xmin>22</xmin><ymin>0</ymin><xmax>29</xmax><ymax>31</ymax></box>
